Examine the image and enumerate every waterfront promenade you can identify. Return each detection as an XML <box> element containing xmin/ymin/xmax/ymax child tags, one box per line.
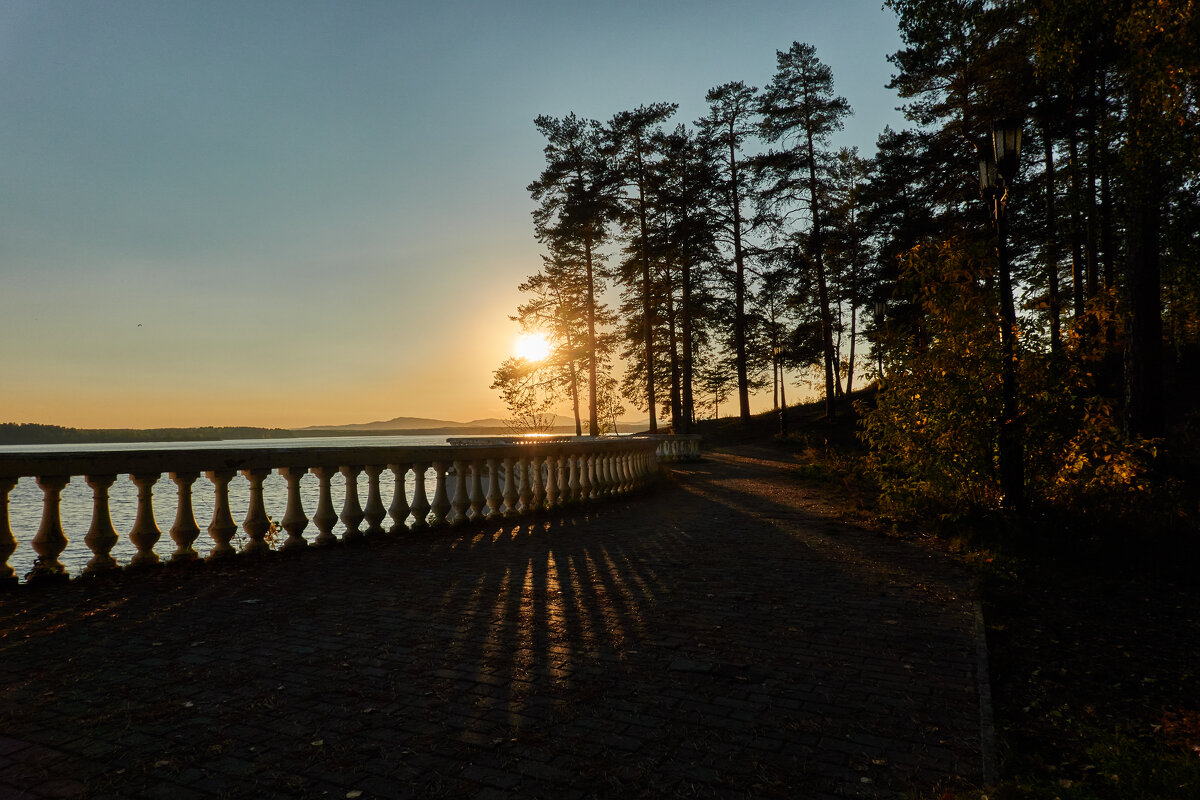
<box><xmin>0</xmin><ymin>447</ymin><xmax>985</xmax><ymax>799</ymax></box>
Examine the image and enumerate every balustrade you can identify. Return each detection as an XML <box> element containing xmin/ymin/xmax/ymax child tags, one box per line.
<box><xmin>0</xmin><ymin>434</ymin><xmax>693</xmax><ymax>585</ymax></box>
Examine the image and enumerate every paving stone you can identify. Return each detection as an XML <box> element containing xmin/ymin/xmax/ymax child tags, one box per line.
<box><xmin>0</xmin><ymin>450</ymin><xmax>984</xmax><ymax>799</ymax></box>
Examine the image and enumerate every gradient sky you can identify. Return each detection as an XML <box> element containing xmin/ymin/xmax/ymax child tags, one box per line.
<box><xmin>0</xmin><ymin>0</ymin><xmax>905</xmax><ymax>429</ymax></box>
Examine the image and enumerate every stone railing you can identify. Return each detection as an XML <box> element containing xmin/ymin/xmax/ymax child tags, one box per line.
<box><xmin>640</xmin><ymin>434</ymin><xmax>702</xmax><ymax>462</ymax></box>
<box><xmin>447</xmin><ymin>433</ymin><xmax>702</xmax><ymax>462</ymax></box>
<box><xmin>0</xmin><ymin>436</ymin><xmax>679</xmax><ymax>587</ymax></box>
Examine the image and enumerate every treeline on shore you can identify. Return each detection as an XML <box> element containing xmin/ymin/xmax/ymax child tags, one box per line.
<box><xmin>0</xmin><ymin>423</ymin><xmax>312</xmax><ymax>445</ymax></box>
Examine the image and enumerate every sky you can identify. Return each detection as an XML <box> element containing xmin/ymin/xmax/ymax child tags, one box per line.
<box><xmin>0</xmin><ymin>0</ymin><xmax>907</xmax><ymax>429</ymax></box>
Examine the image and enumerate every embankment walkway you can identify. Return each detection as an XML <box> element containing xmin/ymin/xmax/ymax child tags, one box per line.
<box><xmin>0</xmin><ymin>447</ymin><xmax>985</xmax><ymax>799</ymax></box>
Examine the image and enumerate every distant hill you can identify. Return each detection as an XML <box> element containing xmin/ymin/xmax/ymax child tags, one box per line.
<box><xmin>0</xmin><ymin>423</ymin><xmax>299</xmax><ymax>446</ymax></box>
<box><xmin>298</xmin><ymin>416</ymin><xmax>506</xmax><ymax>432</ymax></box>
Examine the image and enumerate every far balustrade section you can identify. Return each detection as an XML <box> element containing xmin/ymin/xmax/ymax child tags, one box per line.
<box><xmin>643</xmin><ymin>434</ymin><xmax>702</xmax><ymax>462</ymax></box>
<box><xmin>446</xmin><ymin>433</ymin><xmax>702</xmax><ymax>462</ymax></box>
<box><xmin>0</xmin><ymin>436</ymin><xmax>678</xmax><ymax>587</ymax></box>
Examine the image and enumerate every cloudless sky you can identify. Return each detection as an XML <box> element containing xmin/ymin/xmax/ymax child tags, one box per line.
<box><xmin>0</xmin><ymin>0</ymin><xmax>906</xmax><ymax>429</ymax></box>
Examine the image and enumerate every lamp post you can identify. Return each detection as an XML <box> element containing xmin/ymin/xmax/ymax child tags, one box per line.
<box><xmin>773</xmin><ymin>345</ymin><xmax>789</xmax><ymax>436</ymax></box>
<box><xmin>979</xmin><ymin>119</ymin><xmax>1024</xmax><ymax>511</ymax></box>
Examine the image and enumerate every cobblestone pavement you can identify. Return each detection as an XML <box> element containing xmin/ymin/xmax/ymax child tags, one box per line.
<box><xmin>0</xmin><ymin>449</ymin><xmax>984</xmax><ymax>799</ymax></box>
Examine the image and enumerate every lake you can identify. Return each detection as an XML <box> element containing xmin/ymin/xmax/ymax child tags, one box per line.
<box><xmin>2</xmin><ymin>434</ymin><xmax>455</xmax><ymax>581</ymax></box>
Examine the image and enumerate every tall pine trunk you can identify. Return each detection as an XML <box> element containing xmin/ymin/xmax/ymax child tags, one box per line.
<box><xmin>846</xmin><ymin>304</ymin><xmax>857</xmax><ymax>396</ymax></box>
<box><xmin>584</xmin><ymin>235</ymin><xmax>600</xmax><ymax>436</ymax></box>
<box><xmin>729</xmin><ymin>130</ymin><xmax>751</xmax><ymax>424</ymax></box>
<box><xmin>1068</xmin><ymin>128</ymin><xmax>1086</xmax><ymax>321</ymax></box>
<box><xmin>636</xmin><ymin>165</ymin><xmax>658</xmax><ymax>433</ymax></box>
<box><xmin>1043</xmin><ymin>126</ymin><xmax>1062</xmax><ymax>355</ymax></box>
<box><xmin>808</xmin><ymin>128</ymin><xmax>837</xmax><ymax>421</ymax></box>
<box><xmin>666</xmin><ymin>278</ymin><xmax>683</xmax><ymax>431</ymax></box>
<box><xmin>680</xmin><ymin>257</ymin><xmax>696</xmax><ymax>432</ymax></box>
<box><xmin>563</xmin><ymin>320</ymin><xmax>583</xmax><ymax>436</ymax></box>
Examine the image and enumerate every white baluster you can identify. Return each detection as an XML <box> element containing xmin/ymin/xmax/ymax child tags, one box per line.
<box><xmin>387</xmin><ymin>463</ymin><xmax>410</xmax><ymax>533</ymax></box>
<box><xmin>278</xmin><ymin>467</ymin><xmax>309</xmax><ymax>551</ymax></box>
<box><xmin>429</xmin><ymin>461</ymin><xmax>450</xmax><ymax>527</ymax></box>
<box><xmin>560</xmin><ymin>454</ymin><xmax>571</xmax><ymax>503</ymax></box>
<box><xmin>241</xmin><ymin>469</ymin><xmax>271</xmax><ymax>556</ymax></box>
<box><xmin>568</xmin><ymin>454</ymin><xmax>581</xmax><ymax>503</ymax></box>
<box><xmin>0</xmin><ymin>477</ymin><xmax>17</xmax><ymax>587</ymax></box>
<box><xmin>544</xmin><ymin>454</ymin><xmax>558</xmax><ymax>509</ymax></box>
<box><xmin>593</xmin><ymin>454</ymin><xmax>606</xmax><ymax>499</ymax></box>
<box><xmin>595</xmin><ymin>452</ymin><xmax>607</xmax><ymax>498</ymax></box>
<box><xmin>450</xmin><ymin>460</ymin><xmax>468</xmax><ymax>526</ymax></box>
<box><xmin>576</xmin><ymin>455</ymin><xmax>590</xmax><ymax>501</ymax></box>
<box><xmin>363</xmin><ymin>465</ymin><xmax>386</xmax><ymax>536</ymax></box>
<box><xmin>310</xmin><ymin>466</ymin><xmax>339</xmax><ymax>546</ymax></box>
<box><xmin>169</xmin><ymin>472</ymin><xmax>201</xmax><ymax>562</ymax></box>
<box><xmin>468</xmin><ymin>459</ymin><xmax>485</xmax><ymax>522</ymax></box>
<box><xmin>29</xmin><ymin>475</ymin><xmax>70</xmax><ymax>581</ymax></box>
<box><xmin>129</xmin><ymin>473</ymin><xmax>162</xmax><ymax>567</ymax></box>
<box><xmin>501</xmin><ymin>457</ymin><xmax>518</xmax><ymax>517</ymax></box>
<box><xmin>530</xmin><ymin>454</ymin><xmax>545</xmax><ymax>511</ymax></box>
<box><xmin>206</xmin><ymin>470</ymin><xmax>238</xmax><ymax>559</ymax></box>
<box><xmin>83</xmin><ymin>474</ymin><xmax>119</xmax><ymax>574</ymax></box>
<box><xmin>409</xmin><ymin>462</ymin><xmax>430</xmax><ymax>529</ymax></box>
<box><xmin>517</xmin><ymin>455</ymin><xmax>533</xmax><ymax>513</ymax></box>
<box><xmin>485</xmin><ymin>458</ymin><xmax>503</xmax><ymax>519</ymax></box>
<box><xmin>339</xmin><ymin>465</ymin><xmax>364</xmax><ymax>542</ymax></box>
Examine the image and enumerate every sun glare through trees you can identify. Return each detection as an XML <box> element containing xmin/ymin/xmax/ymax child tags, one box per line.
<box><xmin>514</xmin><ymin>332</ymin><xmax>552</xmax><ymax>363</ymax></box>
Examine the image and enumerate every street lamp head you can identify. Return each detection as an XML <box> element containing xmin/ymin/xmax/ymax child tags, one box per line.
<box><xmin>992</xmin><ymin>119</ymin><xmax>1023</xmax><ymax>182</ymax></box>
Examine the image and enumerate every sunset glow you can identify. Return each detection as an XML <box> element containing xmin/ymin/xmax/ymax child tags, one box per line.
<box><xmin>514</xmin><ymin>332</ymin><xmax>552</xmax><ymax>363</ymax></box>
<box><xmin>0</xmin><ymin>1</ymin><xmax>903</xmax><ymax>428</ymax></box>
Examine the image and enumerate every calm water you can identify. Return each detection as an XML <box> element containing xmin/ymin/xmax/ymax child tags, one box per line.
<box><xmin>2</xmin><ymin>434</ymin><xmax>455</xmax><ymax>581</ymax></box>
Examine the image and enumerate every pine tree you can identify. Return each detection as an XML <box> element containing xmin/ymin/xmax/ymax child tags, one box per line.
<box><xmin>607</xmin><ymin>103</ymin><xmax>678</xmax><ymax>434</ymax></box>
<box><xmin>528</xmin><ymin>114</ymin><xmax>620</xmax><ymax>436</ymax></box>
<box><xmin>697</xmin><ymin>82</ymin><xmax>761</xmax><ymax>425</ymax></box>
<box><xmin>758</xmin><ymin>42</ymin><xmax>853</xmax><ymax>420</ymax></box>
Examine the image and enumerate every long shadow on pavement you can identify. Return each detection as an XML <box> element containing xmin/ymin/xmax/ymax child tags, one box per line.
<box><xmin>0</xmin><ymin>451</ymin><xmax>983</xmax><ymax>800</ymax></box>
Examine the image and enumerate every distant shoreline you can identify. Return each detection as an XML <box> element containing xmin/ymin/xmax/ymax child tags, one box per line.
<box><xmin>0</xmin><ymin>422</ymin><xmax>646</xmax><ymax>445</ymax></box>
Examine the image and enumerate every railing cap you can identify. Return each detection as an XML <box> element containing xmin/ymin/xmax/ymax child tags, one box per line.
<box><xmin>0</xmin><ymin>437</ymin><xmax>667</xmax><ymax>480</ymax></box>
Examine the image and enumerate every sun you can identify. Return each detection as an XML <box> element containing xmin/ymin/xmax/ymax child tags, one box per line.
<box><xmin>514</xmin><ymin>332</ymin><xmax>551</xmax><ymax>362</ymax></box>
